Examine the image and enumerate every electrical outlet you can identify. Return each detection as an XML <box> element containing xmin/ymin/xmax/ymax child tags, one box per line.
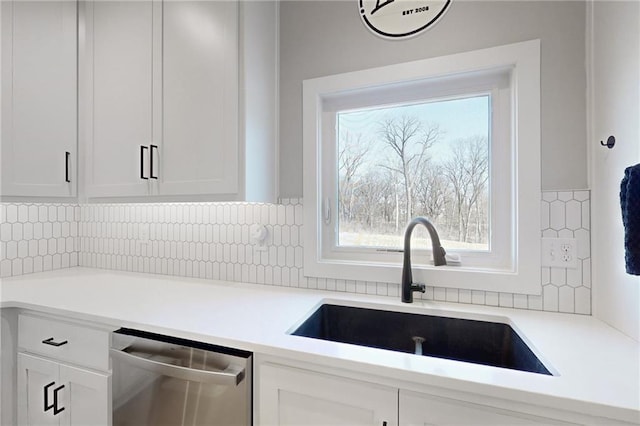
<box><xmin>541</xmin><ymin>237</ymin><xmax>578</xmax><ymax>268</ymax></box>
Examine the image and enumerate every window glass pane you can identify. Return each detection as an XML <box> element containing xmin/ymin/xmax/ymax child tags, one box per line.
<box><xmin>337</xmin><ymin>95</ymin><xmax>490</xmax><ymax>251</ymax></box>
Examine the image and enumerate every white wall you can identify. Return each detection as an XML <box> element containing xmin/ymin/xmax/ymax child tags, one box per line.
<box><xmin>590</xmin><ymin>0</ymin><xmax>640</xmax><ymax>341</ymax></box>
<box><xmin>279</xmin><ymin>1</ymin><xmax>587</xmax><ymax>198</ymax></box>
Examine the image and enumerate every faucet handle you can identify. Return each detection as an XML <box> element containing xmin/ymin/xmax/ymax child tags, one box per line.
<box><xmin>411</xmin><ymin>283</ymin><xmax>426</xmax><ymax>293</ymax></box>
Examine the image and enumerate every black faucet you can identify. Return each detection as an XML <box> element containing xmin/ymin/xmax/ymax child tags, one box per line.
<box><xmin>401</xmin><ymin>217</ymin><xmax>447</xmax><ymax>303</ymax></box>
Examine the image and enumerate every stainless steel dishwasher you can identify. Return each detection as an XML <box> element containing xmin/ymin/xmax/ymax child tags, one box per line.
<box><xmin>111</xmin><ymin>329</ymin><xmax>252</xmax><ymax>426</ymax></box>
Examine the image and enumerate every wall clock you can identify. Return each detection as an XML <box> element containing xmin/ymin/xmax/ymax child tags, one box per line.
<box><xmin>359</xmin><ymin>0</ymin><xmax>451</xmax><ymax>39</ymax></box>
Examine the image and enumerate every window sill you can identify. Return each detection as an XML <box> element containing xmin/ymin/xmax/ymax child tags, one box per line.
<box><xmin>303</xmin><ymin>257</ymin><xmax>542</xmax><ymax>295</ymax></box>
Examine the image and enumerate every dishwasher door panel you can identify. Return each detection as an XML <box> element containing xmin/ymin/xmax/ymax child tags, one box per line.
<box><xmin>111</xmin><ymin>330</ymin><xmax>252</xmax><ymax>426</ymax></box>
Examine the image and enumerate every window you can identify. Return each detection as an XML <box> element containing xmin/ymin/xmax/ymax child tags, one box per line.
<box><xmin>336</xmin><ymin>95</ymin><xmax>491</xmax><ymax>252</ymax></box>
<box><xmin>303</xmin><ymin>40</ymin><xmax>541</xmax><ymax>294</ymax></box>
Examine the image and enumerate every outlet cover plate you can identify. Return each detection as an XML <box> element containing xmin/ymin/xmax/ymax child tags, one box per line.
<box><xmin>541</xmin><ymin>237</ymin><xmax>578</xmax><ymax>269</ymax></box>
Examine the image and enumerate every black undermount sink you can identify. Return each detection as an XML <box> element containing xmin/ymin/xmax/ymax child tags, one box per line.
<box><xmin>291</xmin><ymin>304</ymin><xmax>551</xmax><ymax>375</ymax></box>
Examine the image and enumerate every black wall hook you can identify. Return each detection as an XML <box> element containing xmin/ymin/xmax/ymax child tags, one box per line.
<box><xmin>600</xmin><ymin>135</ymin><xmax>615</xmax><ymax>149</ymax></box>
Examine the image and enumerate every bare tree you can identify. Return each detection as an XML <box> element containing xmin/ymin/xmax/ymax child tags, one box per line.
<box><xmin>414</xmin><ymin>162</ymin><xmax>449</xmax><ymax>223</ymax></box>
<box><xmin>338</xmin><ymin>132</ymin><xmax>370</xmax><ymax>223</ymax></box>
<box><xmin>336</xmin><ymin>112</ymin><xmax>489</xmax><ymax>249</ymax></box>
<box><xmin>377</xmin><ymin>116</ymin><xmax>440</xmax><ymax>224</ymax></box>
<box><xmin>378</xmin><ymin>168</ymin><xmax>397</xmax><ymax>225</ymax></box>
<box><xmin>442</xmin><ymin>136</ymin><xmax>489</xmax><ymax>242</ymax></box>
<box><xmin>354</xmin><ymin>169</ymin><xmax>393</xmax><ymax>228</ymax></box>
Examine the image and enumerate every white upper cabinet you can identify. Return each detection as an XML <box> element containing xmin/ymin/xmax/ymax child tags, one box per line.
<box><xmin>1</xmin><ymin>1</ymin><xmax>77</xmax><ymax>198</ymax></box>
<box><xmin>84</xmin><ymin>0</ymin><xmax>154</xmax><ymax>198</ymax></box>
<box><xmin>83</xmin><ymin>0</ymin><xmax>277</xmax><ymax>201</ymax></box>
<box><xmin>160</xmin><ymin>1</ymin><xmax>239</xmax><ymax>196</ymax></box>
<box><xmin>240</xmin><ymin>0</ymin><xmax>279</xmax><ymax>203</ymax></box>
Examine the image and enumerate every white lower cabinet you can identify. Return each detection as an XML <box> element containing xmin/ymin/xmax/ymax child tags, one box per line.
<box><xmin>399</xmin><ymin>390</ymin><xmax>572</xmax><ymax>426</ymax></box>
<box><xmin>17</xmin><ymin>353</ymin><xmax>58</xmax><ymax>426</ymax></box>
<box><xmin>17</xmin><ymin>353</ymin><xmax>110</xmax><ymax>426</ymax></box>
<box><xmin>257</xmin><ymin>362</ymin><xmax>591</xmax><ymax>426</ymax></box>
<box><xmin>259</xmin><ymin>363</ymin><xmax>398</xmax><ymax>426</ymax></box>
<box><xmin>16</xmin><ymin>313</ymin><xmax>112</xmax><ymax>426</ymax></box>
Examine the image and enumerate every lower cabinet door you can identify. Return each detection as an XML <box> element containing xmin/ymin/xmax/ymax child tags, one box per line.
<box><xmin>399</xmin><ymin>390</ymin><xmax>573</xmax><ymax>426</ymax></box>
<box><xmin>258</xmin><ymin>364</ymin><xmax>398</xmax><ymax>426</ymax></box>
<box><xmin>59</xmin><ymin>363</ymin><xmax>111</xmax><ymax>426</ymax></box>
<box><xmin>17</xmin><ymin>353</ymin><xmax>61</xmax><ymax>426</ymax></box>
<box><xmin>17</xmin><ymin>353</ymin><xmax>111</xmax><ymax>426</ymax></box>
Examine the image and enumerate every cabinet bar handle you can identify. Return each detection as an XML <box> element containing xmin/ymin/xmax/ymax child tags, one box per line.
<box><xmin>140</xmin><ymin>145</ymin><xmax>149</xmax><ymax>179</ymax></box>
<box><xmin>44</xmin><ymin>382</ymin><xmax>55</xmax><ymax>412</ymax></box>
<box><xmin>150</xmin><ymin>144</ymin><xmax>158</xmax><ymax>179</ymax></box>
<box><xmin>42</xmin><ymin>337</ymin><xmax>68</xmax><ymax>347</ymax></box>
<box><xmin>53</xmin><ymin>384</ymin><xmax>65</xmax><ymax>415</ymax></box>
<box><xmin>65</xmin><ymin>152</ymin><xmax>71</xmax><ymax>182</ymax></box>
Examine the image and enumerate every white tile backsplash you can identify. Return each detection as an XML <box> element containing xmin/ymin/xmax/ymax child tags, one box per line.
<box><xmin>0</xmin><ymin>203</ymin><xmax>80</xmax><ymax>277</ymax></box>
<box><xmin>0</xmin><ymin>191</ymin><xmax>592</xmax><ymax>314</ymax></box>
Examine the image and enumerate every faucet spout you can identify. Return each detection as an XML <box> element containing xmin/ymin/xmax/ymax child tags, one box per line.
<box><xmin>401</xmin><ymin>217</ymin><xmax>447</xmax><ymax>303</ymax></box>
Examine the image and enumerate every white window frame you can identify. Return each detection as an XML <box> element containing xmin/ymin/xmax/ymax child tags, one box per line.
<box><xmin>303</xmin><ymin>40</ymin><xmax>541</xmax><ymax>294</ymax></box>
<box><xmin>324</xmin><ymin>82</ymin><xmax>508</xmax><ymax>267</ymax></box>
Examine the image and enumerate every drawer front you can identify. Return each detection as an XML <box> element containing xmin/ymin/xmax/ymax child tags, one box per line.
<box><xmin>18</xmin><ymin>314</ymin><xmax>110</xmax><ymax>371</ymax></box>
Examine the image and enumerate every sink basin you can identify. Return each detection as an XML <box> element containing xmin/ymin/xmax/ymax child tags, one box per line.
<box><xmin>291</xmin><ymin>304</ymin><xmax>551</xmax><ymax>375</ymax></box>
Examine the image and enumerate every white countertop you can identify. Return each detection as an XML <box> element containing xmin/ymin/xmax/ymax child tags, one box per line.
<box><xmin>1</xmin><ymin>267</ymin><xmax>639</xmax><ymax>423</ymax></box>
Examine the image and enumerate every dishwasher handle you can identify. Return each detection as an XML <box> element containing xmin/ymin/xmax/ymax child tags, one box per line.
<box><xmin>110</xmin><ymin>348</ymin><xmax>245</xmax><ymax>386</ymax></box>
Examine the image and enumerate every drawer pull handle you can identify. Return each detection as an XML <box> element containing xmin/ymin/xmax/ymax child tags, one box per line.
<box><xmin>42</xmin><ymin>337</ymin><xmax>68</xmax><ymax>347</ymax></box>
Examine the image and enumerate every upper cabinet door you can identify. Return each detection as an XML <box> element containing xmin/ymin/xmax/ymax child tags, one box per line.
<box><xmin>84</xmin><ymin>1</ymin><xmax>154</xmax><ymax>198</ymax></box>
<box><xmin>1</xmin><ymin>1</ymin><xmax>77</xmax><ymax>198</ymax></box>
<box><xmin>159</xmin><ymin>1</ymin><xmax>239</xmax><ymax>196</ymax></box>
<box><xmin>83</xmin><ymin>0</ymin><xmax>276</xmax><ymax>201</ymax></box>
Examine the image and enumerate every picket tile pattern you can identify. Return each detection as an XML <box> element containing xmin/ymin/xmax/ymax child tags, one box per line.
<box><xmin>0</xmin><ymin>191</ymin><xmax>591</xmax><ymax>314</ymax></box>
<box><xmin>0</xmin><ymin>204</ymin><xmax>80</xmax><ymax>277</ymax></box>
